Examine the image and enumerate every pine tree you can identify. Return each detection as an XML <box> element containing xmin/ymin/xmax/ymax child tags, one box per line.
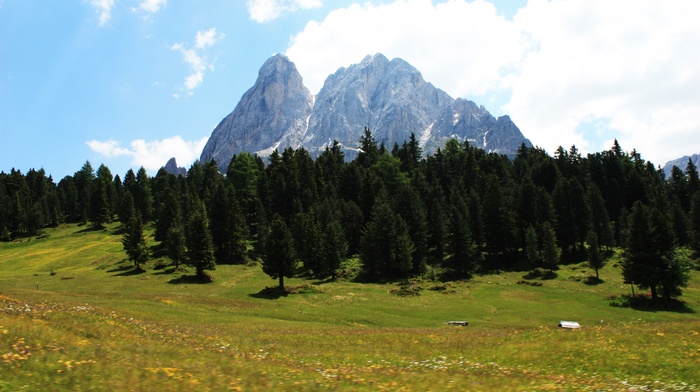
<box><xmin>185</xmin><ymin>201</ymin><xmax>215</xmax><ymax>281</ymax></box>
<box><xmin>587</xmin><ymin>230</ymin><xmax>603</xmax><ymax>280</ymax></box>
<box><xmin>525</xmin><ymin>225</ymin><xmax>540</xmax><ymax>267</ymax></box>
<box><xmin>446</xmin><ymin>188</ymin><xmax>477</xmax><ymax>276</ymax></box>
<box><xmin>690</xmin><ymin>192</ymin><xmax>700</xmax><ymax>256</ymax></box>
<box><xmin>541</xmin><ymin>222</ymin><xmax>561</xmax><ymax>268</ymax></box>
<box><xmin>360</xmin><ymin>191</ymin><xmax>414</xmax><ymax>280</ymax></box>
<box><xmin>263</xmin><ymin>214</ymin><xmax>297</xmax><ymax>290</ymax></box>
<box><xmin>89</xmin><ymin>179</ymin><xmax>110</xmax><ymax>228</ymax></box>
<box><xmin>322</xmin><ymin>220</ymin><xmax>346</xmax><ymax>279</ymax></box>
<box><xmin>209</xmin><ymin>183</ymin><xmax>247</xmax><ymax>264</ymax></box>
<box><xmin>165</xmin><ymin>221</ymin><xmax>186</xmax><ymax>269</ymax></box>
<box><xmin>122</xmin><ymin>213</ymin><xmax>148</xmax><ymax>271</ymax></box>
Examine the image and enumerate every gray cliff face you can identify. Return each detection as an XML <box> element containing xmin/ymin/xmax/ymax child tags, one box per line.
<box><xmin>201</xmin><ymin>53</ymin><xmax>531</xmax><ymax>169</ymax></box>
<box><xmin>200</xmin><ymin>54</ymin><xmax>313</xmax><ymax>170</ymax></box>
<box><xmin>163</xmin><ymin>157</ymin><xmax>186</xmax><ymax>177</ymax></box>
<box><xmin>663</xmin><ymin>153</ymin><xmax>700</xmax><ymax>178</ymax></box>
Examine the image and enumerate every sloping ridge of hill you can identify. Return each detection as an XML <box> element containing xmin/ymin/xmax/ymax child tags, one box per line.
<box><xmin>200</xmin><ymin>53</ymin><xmax>532</xmax><ymax>171</ymax></box>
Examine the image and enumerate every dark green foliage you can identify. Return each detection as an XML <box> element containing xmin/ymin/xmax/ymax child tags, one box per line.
<box><xmin>622</xmin><ymin>202</ymin><xmax>685</xmax><ymax>299</ymax></box>
<box><xmin>185</xmin><ymin>201</ymin><xmax>216</xmax><ymax>280</ymax></box>
<box><xmin>587</xmin><ymin>230</ymin><xmax>603</xmax><ymax>280</ymax></box>
<box><xmin>446</xmin><ymin>188</ymin><xmax>477</xmax><ymax>276</ymax></box>
<box><xmin>4</xmin><ymin>128</ymin><xmax>699</xmax><ymax>300</ymax></box>
<box><xmin>689</xmin><ymin>192</ymin><xmax>700</xmax><ymax>256</ymax></box>
<box><xmin>541</xmin><ymin>222</ymin><xmax>561</xmax><ymax>268</ymax></box>
<box><xmin>122</xmin><ymin>213</ymin><xmax>148</xmax><ymax>271</ymax></box>
<box><xmin>263</xmin><ymin>214</ymin><xmax>297</xmax><ymax>290</ymax></box>
<box><xmin>164</xmin><ymin>222</ymin><xmax>186</xmax><ymax>269</ymax></box>
<box><xmin>525</xmin><ymin>225</ymin><xmax>540</xmax><ymax>267</ymax></box>
<box><xmin>360</xmin><ymin>191</ymin><xmax>414</xmax><ymax>280</ymax></box>
<box><xmin>208</xmin><ymin>183</ymin><xmax>248</xmax><ymax>264</ymax></box>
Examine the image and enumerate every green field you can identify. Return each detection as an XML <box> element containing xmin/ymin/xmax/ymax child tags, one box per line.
<box><xmin>1</xmin><ymin>223</ymin><xmax>699</xmax><ymax>391</ymax></box>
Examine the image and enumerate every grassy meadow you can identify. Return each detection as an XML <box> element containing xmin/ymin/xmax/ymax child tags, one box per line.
<box><xmin>1</xmin><ymin>223</ymin><xmax>699</xmax><ymax>391</ymax></box>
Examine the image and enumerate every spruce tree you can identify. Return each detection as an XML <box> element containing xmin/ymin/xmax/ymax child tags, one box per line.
<box><xmin>165</xmin><ymin>222</ymin><xmax>186</xmax><ymax>269</ymax></box>
<box><xmin>185</xmin><ymin>201</ymin><xmax>215</xmax><ymax>281</ymax></box>
<box><xmin>524</xmin><ymin>225</ymin><xmax>540</xmax><ymax>267</ymax></box>
<box><xmin>122</xmin><ymin>213</ymin><xmax>148</xmax><ymax>271</ymax></box>
<box><xmin>263</xmin><ymin>214</ymin><xmax>297</xmax><ymax>290</ymax></box>
<box><xmin>541</xmin><ymin>222</ymin><xmax>561</xmax><ymax>268</ymax></box>
<box><xmin>587</xmin><ymin>230</ymin><xmax>603</xmax><ymax>280</ymax></box>
<box><xmin>690</xmin><ymin>192</ymin><xmax>700</xmax><ymax>256</ymax></box>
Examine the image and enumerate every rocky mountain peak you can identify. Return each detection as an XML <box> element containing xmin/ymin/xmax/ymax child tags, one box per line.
<box><xmin>200</xmin><ymin>53</ymin><xmax>531</xmax><ymax>169</ymax></box>
<box><xmin>199</xmin><ymin>53</ymin><xmax>313</xmax><ymax>171</ymax></box>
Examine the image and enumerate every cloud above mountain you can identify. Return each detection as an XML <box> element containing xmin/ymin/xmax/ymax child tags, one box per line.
<box><xmin>285</xmin><ymin>0</ymin><xmax>700</xmax><ymax>166</ymax></box>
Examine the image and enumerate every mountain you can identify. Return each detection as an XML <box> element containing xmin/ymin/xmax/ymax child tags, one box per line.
<box><xmin>200</xmin><ymin>54</ymin><xmax>313</xmax><ymax>169</ymax></box>
<box><xmin>163</xmin><ymin>157</ymin><xmax>187</xmax><ymax>177</ymax></box>
<box><xmin>663</xmin><ymin>154</ymin><xmax>700</xmax><ymax>178</ymax></box>
<box><xmin>201</xmin><ymin>53</ymin><xmax>531</xmax><ymax>171</ymax></box>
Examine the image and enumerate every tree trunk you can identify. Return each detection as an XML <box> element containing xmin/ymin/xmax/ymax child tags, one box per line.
<box><xmin>197</xmin><ymin>264</ymin><xmax>204</xmax><ymax>279</ymax></box>
<box><xmin>595</xmin><ymin>267</ymin><xmax>599</xmax><ymax>280</ymax></box>
<box><xmin>650</xmin><ymin>285</ymin><xmax>658</xmax><ymax>300</ymax></box>
<box><xmin>278</xmin><ymin>275</ymin><xmax>285</xmax><ymax>291</ymax></box>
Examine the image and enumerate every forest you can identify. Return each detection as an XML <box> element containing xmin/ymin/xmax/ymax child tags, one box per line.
<box><xmin>1</xmin><ymin>129</ymin><xmax>699</xmax><ymax>300</ymax></box>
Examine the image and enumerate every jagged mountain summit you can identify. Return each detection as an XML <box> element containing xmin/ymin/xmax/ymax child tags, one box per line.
<box><xmin>201</xmin><ymin>53</ymin><xmax>531</xmax><ymax>170</ymax></box>
<box><xmin>162</xmin><ymin>157</ymin><xmax>187</xmax><ymax>177</ymax></box>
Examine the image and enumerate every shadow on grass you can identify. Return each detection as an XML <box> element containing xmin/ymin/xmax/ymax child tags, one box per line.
<box><xmin>583</xmin><ymin>277</ymin><xmax>604</xmax><ymax>285</ymax></box>
<box><xmin>249</xmin><ymin>286</ymin><xmax>289</xmax><ymax>300</ymax></box>
<box><xmin>112</xmin><ymin>268</ymin><xmax>146</xmax><ymax>277</ymax></box>
<box><xmin>74</xmin><ymin>225</ymin><xmax>107</xmax><ymax>234</ymax></box>
<box><xmin>167</xmin><ymin>274</ymin><xmax>214</xmax><ymax>285</ymax></box>
<box><xmin>154</xmin><ymin>267</ymin><xmax>179</xmax><ymax>275</ymax></box>
<box><xmin>609</xmin><ymin>294</ymin><xmax>695</xmax><ymax>313</ymax></box>
<box><xmin>107</xmin><ymin>264</ymin><xmax>134</xmax><ymax>273</ymax></box>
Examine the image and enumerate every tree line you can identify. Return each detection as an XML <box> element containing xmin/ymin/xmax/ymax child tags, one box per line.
<box><xmin>1</xmin><ymin>129</ymin><xmax>699</xmax><ymax>297</ymax></box>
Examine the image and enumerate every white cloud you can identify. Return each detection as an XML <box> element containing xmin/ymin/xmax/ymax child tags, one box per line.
<box><xmin>89</xmin><ymin>0</ymin><xmax>115</xmax><ymax>26</ymax></box>
<box><xmin>286</xmin><ymin>0</ymin><xmax>528</xmax><ymax>97</ymax></box>
<box><xmin>247</xmin><ymin>0</ymin><xmax>322</xmax><ymax>23</ymax></box>
<box><xmin>133</xmin><ymin>0</ymin><xmax>167</xmax><ymax>14</ymax></box>
<box><xmin>171</xmin><ymin>28</ymin><xmax>224</xmax><ymax>95</ymax></box>
<box><xmin>285</xmin><ymin>0</ymin><xmax>700</xmax><ymax>166</ymax></box>
<box><xmin>506</xmin><ymin>0</ymin><xmax>700</xmax><ymax>165</ymax></box>
<box><xmin>87</xmin><ymin>136</ymin><xmax>209</xmax><ymax>173</ymax></box>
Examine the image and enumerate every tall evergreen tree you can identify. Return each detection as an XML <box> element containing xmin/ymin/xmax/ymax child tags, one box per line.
<box><xmin>122</xmin><ymin>213</ymin><xmax>148</xmax><ymax>271</ymax></box>
<box><xmin>690</xmin><ymin>192</ymin><xmax>700</xmax><ymax>256</ymax></box>
<box><xmin>541</xmin><ymin>221</ymin><xmax>561</xmax><ymax>268</ymax></box>
<box><xmin>360</xmin><ymin>191</ymin><xmax>414</xmax><ymax>280</ymax></box>
<box><xmin>185</xmin><ymin>201</ymin><xmax>216</xmax><ymax>280</ymax></box>
<box><xmin>209</xmin><ymin>183</ymin><xmax>247</xmax><ymax>264</ymax></box>
<box><xmin>263</xmin><ymin>214</ymin><xmax>297</xmax><ymax>290</ymax></box>
<box><xmin>89</xmin><ymin>176</ymin><xmax>111</xmax><ymax>228</ymax></box>
<box><xmin>446</xmin><ymin>188</ymin><xmax>477</xmax><ymax>276</ymax></box>
<box><xmin>587</xmin><ymin>230</ymin><xmax>603</xmax><ymax>280</ymax></box>
<box><xmin>165</xmin><ymin>221</ymin><xmax>186</xmax><ymax>269</ymax></box>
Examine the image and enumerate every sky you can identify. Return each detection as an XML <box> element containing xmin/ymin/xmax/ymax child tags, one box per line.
<box><xmin>1</xmin><ymin>0</ymin><xmax>699</xmax><ymax>180</ymax></box>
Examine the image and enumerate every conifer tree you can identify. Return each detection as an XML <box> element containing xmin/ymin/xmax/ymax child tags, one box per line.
<box><xmin>122</xmin><ymin>213</ymin><xmax>148</xmax><ymax>271</ymax></box>
<box><xmin>185</xmin><ymin>201</ymin><xmax>215</xmax><ymax>281</ymax></box>
<box><xmin>690</xmin><ymin>192</ymin><xmax>700</xmax><ymax>256</ymax></box>
<box><xmin>525</xmin><ymin>225</ymin><xmax>540</xmax><ymax>267</ymax></box>
<box><xmin>587</xmin><ymin>230</ymin><xmax>603</xmax><ymax>280</ymax></box>
<box><xmin>165</xmin><ymin>221</ymin><xmax>186</xmax><ymax>269</ymax></box>
<box><xmin>541</xmin><ymin>221</ymin><xmax>561</xmax><ymax>268</ymax></box>
<box><xmin>360</xmin><ymin>191</ymin><xmax>414</xmax><ymax>280</ymax></box>
<box><xmin>263</xmin><ymin>214</ymin><xmax>297</xmax><ymax>290</ymax></box>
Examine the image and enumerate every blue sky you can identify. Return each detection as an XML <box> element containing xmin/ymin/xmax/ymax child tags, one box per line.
<box><xmin>1</xmin><ymin>0</ymin><xmax>699</xmax><ymax>180</ymax></box>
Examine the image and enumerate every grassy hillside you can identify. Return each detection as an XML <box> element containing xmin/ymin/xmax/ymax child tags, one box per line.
<box><xmin>1</xmin><ymin>223</ymin><xmax>699</xmax><ymax>391</ymax></box>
